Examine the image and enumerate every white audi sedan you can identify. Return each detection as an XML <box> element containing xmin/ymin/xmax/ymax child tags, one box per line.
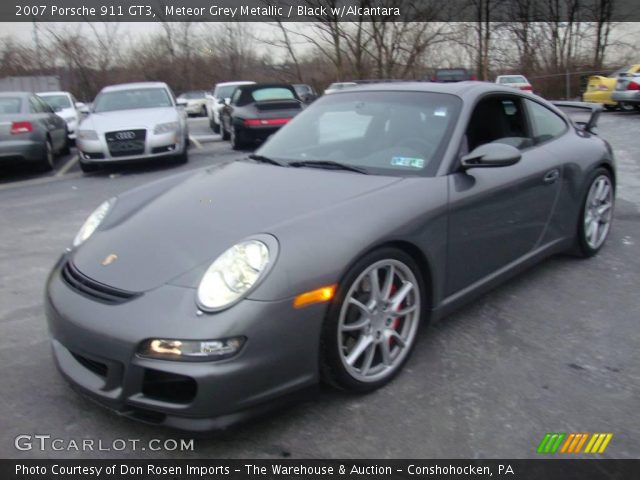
<box><xmin>76</xmin><ymin>82</ymin><xmax>189</xmax><ymax>173</ymax></box>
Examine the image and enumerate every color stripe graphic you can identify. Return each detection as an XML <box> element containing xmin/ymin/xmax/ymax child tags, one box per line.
<box><xmin>537</xmin><ymin>433</ymin><xmax>613</xmax><ymax>454</ymax></box>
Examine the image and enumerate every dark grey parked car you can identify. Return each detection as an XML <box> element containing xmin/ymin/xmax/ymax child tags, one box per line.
<box><xmin>0</xmin><ymin>91</ymin><xmax>68</xmax><ymax>171</ymax></box>
<box><xmin>45</xmin><ymin>82</ymin><xmax>615</xmax><ymax>431</ymax></box>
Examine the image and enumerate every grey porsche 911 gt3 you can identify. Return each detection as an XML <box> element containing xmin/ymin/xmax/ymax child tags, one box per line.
<box><xmin>45</xmin><ymin>82</ymin><xmax>615</xmax><ymax>431</ymax></box>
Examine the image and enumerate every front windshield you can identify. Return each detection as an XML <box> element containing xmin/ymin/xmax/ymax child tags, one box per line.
<box><xmin>257</xmin><ymin>91</ymin><xmax>461</xmax><ymax>177</ymax></box>
<box><xmin>39</xmin><ymin>95</ymin><xmax>71</xmax><ymax>109</ymax></box>
<box><xmin>499</xmin><ymin>76</ymin><xmax>527</xmax><ymax>84</ymax></box>
<box><xmin>93</xmin><ymin>88</ymin><xmax>172</xmax><ymax>113</ymax></box>
<box><xmin>215</xmin><ymin>85</ymin><xmax>240</xmax><ymax>99</ymax></box>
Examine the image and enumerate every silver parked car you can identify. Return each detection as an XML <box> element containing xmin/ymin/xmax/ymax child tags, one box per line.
<box><xmin>38</xmin><ymin>91</ymin><xmax>85</xmax><ymax>141</ymax></box>
<box><xmin>0</xmin><ymin>91</ymin><xmax>68</xmax><ymax>171</ymax></box>
<box><xmin>611</xmin><ymin>73</ymin><xmax>640</xmax><ymax>111</ymax></box>
<box><xmin>76</xmin><ymin>82</ymin><xmax>189</xmax><ymax>173</ymax></box>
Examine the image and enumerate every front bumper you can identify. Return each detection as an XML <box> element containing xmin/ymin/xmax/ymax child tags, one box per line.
<box><xmin>77</xmin><ymin>130</ymin><xmax>185</xmax><ymax>164</ymax></box>
<box><xmin>45</xmin><ymin>255</ymin><xmax>324</xmax><ymax>431</ymax></box>
<box><xmin>611</xmin><ymin>90</ymin><xmax>640</xmax><ymax>104</ymax></box>
<box><xmin>0</xmin><ymin>139</ymin><xmax>44</xmax><ymax>164</ymax></box>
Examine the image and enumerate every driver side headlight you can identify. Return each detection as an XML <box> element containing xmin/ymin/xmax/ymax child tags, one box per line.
<box><xmin>153</xmin><ymin>122</ymin><xmax>179</xmax><ymax>134</ymax></box>
<box><xmin>197</xmin><ymin>240</ymin><xmax>270</xmax><ymax>311</ymax></box>
<box><xmin>72</xmin><ymin>198</ymin><xmax>115</xmax><ymax>247</ymax></box>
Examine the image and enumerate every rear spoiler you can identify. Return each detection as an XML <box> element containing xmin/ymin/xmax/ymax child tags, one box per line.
<box><xmin>551</xmin><ymin>101</ymin><xmax>602</xmax><ymax>134</ymax></box>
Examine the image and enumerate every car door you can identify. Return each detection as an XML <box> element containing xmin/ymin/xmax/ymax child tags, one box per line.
<box><xmin>31</xmin><ymin>96</ymin><xmax>65</xmax><ymax>149</ymax></box>
<box><xmin>445</xmin><ymin>94</ymin><xmax>564</xmax><ymax>296</ymax></box>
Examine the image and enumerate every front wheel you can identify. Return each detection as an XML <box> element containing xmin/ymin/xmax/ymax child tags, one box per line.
<box><xmin>210</xmin><ymin>117</ymin><xmax>220</xmax><ymax>134</ymax></box>
<box><xmin>38</xmin><ymin>139</ymin><xmax>54</xmax><ymax>172</ymax></box>
<box><xmin>230</xmin><ymin>126</ymin><xmax>244</xmax><ymax>150</ymax></box>
<box><xmin>576</xmin><ymin>168</ymin><xmax>614</xmax><ymax>257</ymax></box>
<box><xmin>321</xmin><ymin>248</ymin><xmax>425</xmax><ymax>392</ymax></box>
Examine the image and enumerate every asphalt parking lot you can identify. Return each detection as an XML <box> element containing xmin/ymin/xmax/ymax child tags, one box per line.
<box><xmin>0</xmin><ymin>113</ymin><xmax>638</xmax><ymax>459</ymax></box>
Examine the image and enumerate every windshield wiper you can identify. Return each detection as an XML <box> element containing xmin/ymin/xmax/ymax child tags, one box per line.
<box><xmin>246</xmin><ymin>154</ymin><xmax>285</xmax><ymax>167</ymax></box>
<box><xmin>288</xmin><ymin>160</ymin><xmax>368</xmax><ymax>174</ymax></box>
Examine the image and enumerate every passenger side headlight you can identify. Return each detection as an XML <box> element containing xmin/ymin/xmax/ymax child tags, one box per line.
<box><xmin>78</xmin><ymin>130</ymin><xmax>98</xmax><ymax>140</ymax></box>
<box><xmin>73</xmin><ymin>199</ymin><xmax>115</xmax><ymax>247</ymax></box>
<box><xmin>197</xmin><ymin>240</ymin><xmax>270</xmax><ymax>311</ymax></box>
<box><xmin>153</xmin><ymin>122</ymin><xmax>179</xmax><ymax>134</ymax></box>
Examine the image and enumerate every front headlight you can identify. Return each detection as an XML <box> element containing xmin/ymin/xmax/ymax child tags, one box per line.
<box><xmin>73</xmin><ymin>199</ymin><xmax>115</xmax><ymax>247</ymax></box>
<box><xmin>197</xmin><ymin>240</ymin><xmax>270</xmax><ymax>311</ymax></box>
<box><xmin>78</xmin><ymin>129</ymin><xmax>98</xmax><ymax>140</ymax></box>
<box><xmin>153</xmin><ymin>122</ymin><xmax>179</xmax><ymax>134</ymax></box>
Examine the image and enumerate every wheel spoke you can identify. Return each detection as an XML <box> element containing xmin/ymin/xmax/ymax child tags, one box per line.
<box><xmin>389</xmin><ymin>281</ymin><xmax>413</xmax><ymax>311</ymax></box>
<box><xmin>360</xmin><ymin>343</ymin><xmax>376</xmax><ymax>375</ymax></box>
<box><xmin>597</xmin><ymin>182</ymin><xmax>610</xmax><ymax>202</ymax></box>
<box><xmin>594</xmin><ymin>180</ymin><xmax>605</xmax><ymax>202</ymax></box>
<box><xmin>368</xmin><ymin>269</ymin><xmax>382</xmax><ymax>300</ymax></box>
<box><xmin>597</xmin><ymin>203</ymin><xmax>611</xmax><ymax>216</ymax></box>
<box><xmin>380</xmin><ymin>339</ymin><xmax>392</xmax><ymax>366</ymax></box>
<box><xmin>346</xmin><ymin>335</ymin><xmax>373</xmax><ymax>366</ymax></box>
<box><xmin>396</xmin><ymin>304</ymin><xmax>418</xmax><ymax>317</ymax></box>
<box><xmin>591</xmin><ymin>221</ymin><xmax>600</xmax><ymax>244</ymax></box>
<box><xmin>342</xmin><ymin>316</ymin><xmax>370</xmax><ymax>332</ymax></box>
<box><xmin>381</xmin><ymin>264</ymin><xmax>395</xmax><ymax>300</ymax></box>
<box><xmin>385</xmin><ymin>329</ymin><xmax>407</xmax><ymax>349</ymax></box>
<box><xmin>348</xmin><ymin>297</ymin><xmax>370</xmax><ymax>316</ymax></box>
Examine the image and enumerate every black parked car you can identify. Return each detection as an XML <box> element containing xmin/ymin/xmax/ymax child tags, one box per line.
<box><xmin>220</xmin><ymin>84</ymin><xmax>304</xmax><ymax>150</ymax></box>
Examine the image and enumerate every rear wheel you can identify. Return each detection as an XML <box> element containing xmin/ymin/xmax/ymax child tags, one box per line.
<box><xmin>321</xmin><ymin>248</ymin><xmax>425</xmax><ymax>392</ymax></box>
<box><xmin>619</xmin><ymin>103</ymin><xmax>635</xmax><ymax>112</ymax></box>
<box><xmin>576</xmin><ymin>168</ymin><xmax>614</xmax><ymax>257</ymax></box>
<box><xmin>604</xmin><ymin>105</ymin><xmax>616</xmax><ymax>112</ymax></box>
<box><xmin>230</xmin><ymin>126</ymin><xmax>244</xmax><ymax>150</ymax></box>
<box><xmin>210</xmin><ymin>117</ymin><xmax>220</xmax><ymax>134</ymax></box>
<box><xmin>221</xmin><ymin>118</ymin><xmax>230</xmax><ymax>141</ymax></box>
<box><xmin>38</xmin><ymin>138</ymin><xmax>54</xmax><ymax>172</ymax></box>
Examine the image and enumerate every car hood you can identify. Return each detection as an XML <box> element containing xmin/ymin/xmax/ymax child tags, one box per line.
<box><xmin>72</xmin><ymin>161</ymin><xmax>403</xmax><ymax>292</ymax></box>
<box><xmin>80</xmin><ymin>107</ymin><xmax>178</xmax><ymax>132</ymax></box>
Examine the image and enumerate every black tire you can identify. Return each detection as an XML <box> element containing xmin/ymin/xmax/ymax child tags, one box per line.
<box><xmin>230</xmin><ymin>126</ymin><xmax>244</xmax><ymax>150</ymax></box>
<box><xmin>200</xmin><ymin>105</ymin><xmax>207</xmax><ymax>117</ymax></box>
<box><xmin>175</xmin><ymin>140</ymin><xmax>189</xmax><ymax>164</ymax></box>
<box><xmin>210</xmin><ymin>117</ymin><xmax>221</xmax><ymax>134</ymax></box>
<box><xmin>603</xmin><ymin>105</ymin><xmax>616</xmax><ymax>112</ymax></box>
<box><xmin>619</xmin><ymin>103</ymin><xmax>635</xmax><ymax>112</ymax></box>
<box><xmin>221</xmin><ymin>119</ymin><xmax>230</xmax><ymax>141</ymax></box>
<box><xmin>320</xmin><ymin>247</ymin><xmax>426</xmax><ymax>393</ymax></box>
<box><xmin>575</xmin><ymin>168</ymin><xmax>614</xmax><ymax>258</ymax></box>
<box><xmin>80</xmin><ymin>161</ymin><xmax>100</xmax><ymax>173</ymax></box>
<box><xmin>634</xmin><ymin>105</ymin><xmax>640</xmax><ymax>113</ymax></box>
<box><xmin>61</xmin><ymin>130</ymin><xmax>71</xmax><ymax>155</ymax></box>
<box><xmin>38</xmin><ymin>138</ymin><xmax>54</xmax><ymax>172</ymax></box>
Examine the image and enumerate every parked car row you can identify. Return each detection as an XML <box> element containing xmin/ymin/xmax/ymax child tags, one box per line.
<box><xmin>583</xmin><ymin>64</ymin><xmax>640</xmax><ymax>112</ymax></box>
<box><xmin>0</xmin><ymin>91</ymin><xmax>70</xmax><ymax>171</ymax></box>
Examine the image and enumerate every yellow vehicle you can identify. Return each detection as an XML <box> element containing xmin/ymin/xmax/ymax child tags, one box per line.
<box><xmin>583</xmin><ymin>64</ymin><xmax>640</xmax><ymax>110</ymax></box>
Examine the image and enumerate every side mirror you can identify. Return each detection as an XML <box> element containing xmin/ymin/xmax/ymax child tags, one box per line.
<box><xmin>460</xmin><ymin>143</ymin><xmax>521</xmax><ymax>169</ymax></box>
<box><xmin>176</xmin><ymin>99</ymin><xmax>188</xmax><ymax>107</ymax></box>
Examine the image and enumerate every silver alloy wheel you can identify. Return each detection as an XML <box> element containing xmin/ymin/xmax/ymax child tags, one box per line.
<box><xmin>338</xmin><ymin>259</ymin><xmax>421</xmax><ymax>383</ymax></box>
<box><xmin>584</xmin><ymin>175</ymin><xmax>613</xmax><ymax>250</ymax></box>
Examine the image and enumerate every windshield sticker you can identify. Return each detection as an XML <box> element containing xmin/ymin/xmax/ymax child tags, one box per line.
<box><xmin>391</xmin><ymin>157</ymin><xmax>425</xmax><ymax>169</ymax></box>
<box><xmin>433</xmin><ymin>107</ymin><xmax>448</xmax><ymax>117</ymax></box>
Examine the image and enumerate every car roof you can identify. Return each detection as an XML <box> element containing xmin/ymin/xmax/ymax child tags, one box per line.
<box><xmin>236</xmin><ymin>83</ymin><xmax>296</xmax><ymax>92</ymax></box>
<box><xmin>216</xmin><ymin>81</ymin><xmax>255</xmax><ymax>87</ymax></box>
<box><xmin>328</xmin><ymin>81</ymin><xmax>521</xmax><ymax>99</ymax></box>
<box><xmin>0</xmin><ymin>91</ymin><xmax>32</xmax><ymax>98</ymax></box>
<box><xmin>101</xmin><ymin>82</ymin><xmax>169</xmax><ymax>92</ymax></box>
<box><xmin>37</xmin><ymin>91</ymin><xmax>71</xmax><ymax>96</ymax></box>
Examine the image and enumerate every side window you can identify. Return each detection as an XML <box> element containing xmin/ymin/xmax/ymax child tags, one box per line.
<box><xmin>29</xmin><ymin>97</ymin><xmax>42</xmax><ymax>113</ymax></box>
<box><xmin>37</xmin><ymin>97</ymin><xmax>53</xmax><ymax>113</ymax></box>
<box><xmin>230</xmin><ymin>88</ymin><xmax>242</xmax><ymax>105</ymax></box>
<box><xmin>465</xmin><ymin>96</ymin><xmax>533</xmax><ymax>152</ymax></box>
<box><xmin>525</xmin><ymin>99</ymin><xmax>567</xmax><ymax>143</ymax></box>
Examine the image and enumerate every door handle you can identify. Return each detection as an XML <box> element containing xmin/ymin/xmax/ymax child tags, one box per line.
<box><xmin>543</xmin><ymin>169</ymin><xmax>560</xmax><ymax>184</ymax></box>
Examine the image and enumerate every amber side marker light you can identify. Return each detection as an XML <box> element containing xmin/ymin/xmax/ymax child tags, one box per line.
<box><xmin>293</xmin><ymin>284</ymin><xmax>337</xmax><ymax>309</ymax></box>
